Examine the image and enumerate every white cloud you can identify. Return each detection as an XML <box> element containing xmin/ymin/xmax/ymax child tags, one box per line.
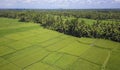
<box><xmin>0</xmin><ymin>0</ymin><xmax>120</xmax><ymax>8</ymax></box>
<box><xmin>114</xmin><ymin>0</ymin><xmax>120</xmax><ymax>2</ymax></box>
<box><xmin>24</xmin><ymin>0</ymin><xmax>33</xmax><ymax>3</ymax></box>
<box><xmin>22</xmin><ymin>0</ymin><xmax>38</xmax><ymax>3</ymax></box>
<box><xmin>46</xmin><ymin>0</ymin><xmax>57</xmax><ymax>3</ymax></box>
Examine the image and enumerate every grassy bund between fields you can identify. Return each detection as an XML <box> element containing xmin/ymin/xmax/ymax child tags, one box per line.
<box><xmin>0</xmin><ymin>18</ymin><xmax>120</xmax><ymax>70</ymax></box>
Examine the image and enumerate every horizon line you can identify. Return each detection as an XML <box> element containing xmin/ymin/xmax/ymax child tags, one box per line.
<box><xmin>0</xmin><ymin>8</ymin><xmax>120</xmax><ymax>10</ymax></box>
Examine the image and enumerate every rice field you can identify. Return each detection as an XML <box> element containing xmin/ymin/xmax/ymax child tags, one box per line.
<box><xmin>0</xmin><ymin>18</ymin><xmax>120</xmax><ymax>70</ymax></box>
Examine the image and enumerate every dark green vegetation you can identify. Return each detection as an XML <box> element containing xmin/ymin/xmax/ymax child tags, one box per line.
<box><xmin>0</xmin><ymin>9</ymin><xmax>120</xmax><ymax>42</ymax></box>
<box><xmin>0</xmin><ymin>18</ymin><xmax>120</xmax><ymax>70</ymax></box>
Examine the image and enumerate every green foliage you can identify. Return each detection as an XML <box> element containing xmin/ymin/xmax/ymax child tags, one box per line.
<box><xmin>0</xmin><ymin>10</ymin><xmax>120</xmax><ymax>42</ymax></box>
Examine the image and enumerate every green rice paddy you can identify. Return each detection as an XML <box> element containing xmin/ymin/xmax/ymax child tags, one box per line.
<box><xmin>0</xmin><ymin>18</ymin><xmax>120</xmax><ymax>70</ymax></box>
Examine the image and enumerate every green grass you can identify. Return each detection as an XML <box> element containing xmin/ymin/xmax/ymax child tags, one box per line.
<box><xmin>0</xmin><ymin>37</ymin><xmax>15</xmax><ymax>46</ymax></box>
<box><xmin>106</xmin><ymin>51</ymin><xmax>120</xmax><ymax>70</ymax></box>
<box><xmin>0</xmin><ymin>46</ymin><xmax>15</xmax><ymax>56</ymax></box>
<box><xmin>80</xmin><ymin>47</ymin><xmax>109</xmax><ymax>65</ymax></box>
<box><xmin>78</xmin><ymin>18</ymin><xmax>96</xmax><ymax>24</ymax></box>
<box><xmin>58</xmin><ymin>41</ymin><xmax>91</xmax><ymax>56</ymax></box>
<box><xmin>54</xmin><ymin>54</ymin><xmax>78</xmax><ymax>69</ymax></box>
<box><xmin>0</xmin><ymin>18</ymin><xmax>120</xmax><ymax>70</ymax></box>
<box><xmin>0</xmin><ymin>57</ymin><xmax>21</xmax><ymax>70</ymax></box>
<box><xmin>3</xmin><ymin>46</ymin><xmax>50</xmax><ymax>68</ymax></box>
<box><xmin>69</xmin><ymin>59</ymin><xmax>101</xmax><ymax>70</ymax></box>
<box><xmin>25</xmin><ymin>61</ymin><xmax>61</xmax><ymax>70</ymax></box>
<box><xmin>42</xmin><ymin>52</ymin><xmax>63</xmax><ymax>65</ymax></box>
<box><xmin>94</xmin><ymin>39</ymin><xmax>120</xmax><ymax>49</ymax></box>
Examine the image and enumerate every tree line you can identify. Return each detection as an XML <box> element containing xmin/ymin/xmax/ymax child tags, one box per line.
<box><xmin>0</xmin><ymin>9</ymin><xmax>120</xmax><ymax>42</ymax></box>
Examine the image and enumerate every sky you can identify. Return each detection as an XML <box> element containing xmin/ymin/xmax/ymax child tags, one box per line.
<box><xmin>0</xmin><ymin>0</ymin><xmax>120</xmax><ymax>9</ymax></box>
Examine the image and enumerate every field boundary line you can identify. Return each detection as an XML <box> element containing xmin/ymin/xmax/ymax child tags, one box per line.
<box><xmin>1</xmin><ymin>35</ymin><xmax>64</xmax><ymax>58</ymax></box>
<box><xmin>79</xmin><ymin>57</ymin><xmax>102</xmax><ymax>66</ymax></box>
<box><xmin>76</xmin><ymin>39</ymin><xmax>91</xmax><ymax>45</ymax></box>
<box><xmin>41</xmin><ymin>61</ymin><xmax>64</xmax><ymax>70</ymax></box>
<box><xmin>76</xmin><ymin>39</ymin><xmax>112</xmax><ymax>50</ymax></box>
<box><xmin>53</xmin><ymin>53</ymin><xmax>64</xmax><ymax>64</ymax></box>
<box><xmin>101</xmin><ymin>51</ymin><xmax>111</xmax><ymax>70</ymax></box>
<box><xmin>1</xmin><ymin>57</ymin><xmax>22</xmax><ymax>69</ymax></box>
<box><xmin>43</xmin><ymin>37</ymin><xmax>73</xmax><ymax>52</ymax></box>
<box><xmin>58</xmin><ymin>45</ymin><xmax>96</xmax><ymax>66</ymax></box>
<box><xmin>22</xmin><ymin>53</ymin><xmax>51</xmax><ymax>70</ymax></box>
<box><xmin>1</xmin><ymin>44</ymin><xmax>43</xmax><ymax>58</ymax></box>
<box><xmin>55</xmin><ymin>40</ymin><xmax>99</xmax><ymax>66</ymax></box>
<box><xmin>92</xmin><ymin>45</ymin><xmax>112</xmax><ymax>50</ymax></box>
<box><xmin>54</xmin><ymin>44</ymin><xmax>98</xmax><ymax>66</ymax></box>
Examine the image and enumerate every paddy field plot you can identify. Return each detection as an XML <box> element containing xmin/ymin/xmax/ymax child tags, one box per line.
<box><xmin>0</xmin><ymin>18</ymin><xmax>120</xmax><ymax>70</ymax></box>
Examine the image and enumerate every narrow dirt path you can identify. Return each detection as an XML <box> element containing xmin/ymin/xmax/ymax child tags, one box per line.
<box><xmin>101</xmin><ymin>51</ymin><xmax>111</xmax><ymax>70</ymax></box>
